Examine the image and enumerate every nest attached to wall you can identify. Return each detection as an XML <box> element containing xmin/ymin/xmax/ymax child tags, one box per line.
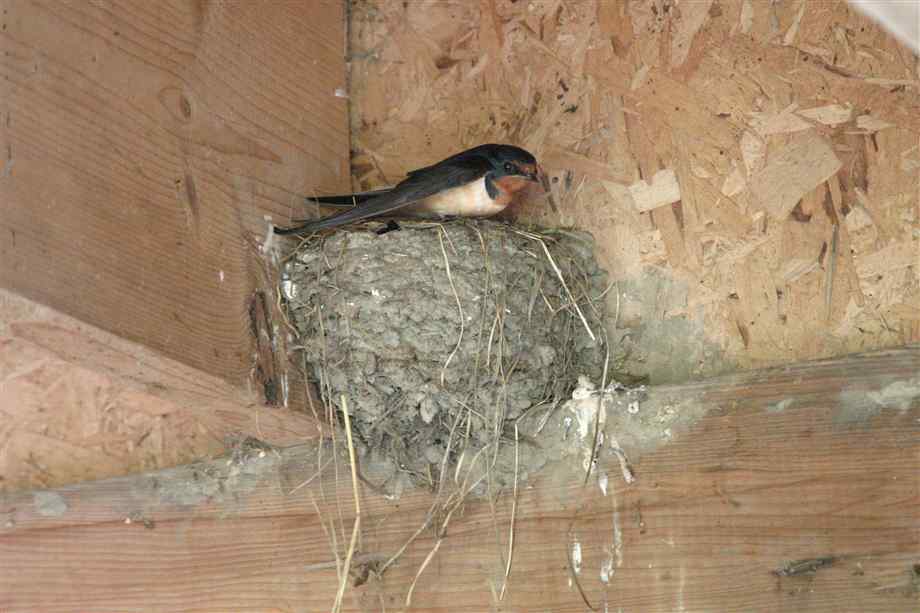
<box><xmin>281</xmin><ymin>219</ymin><xmax>607</xmax><ymax>491</ymax></box>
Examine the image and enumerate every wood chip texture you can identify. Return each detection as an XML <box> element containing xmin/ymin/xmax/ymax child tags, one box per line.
<box><xmin>349</xmin><ymin>0</ymin><xmax>920</xmax><ymax>382</ymax></box>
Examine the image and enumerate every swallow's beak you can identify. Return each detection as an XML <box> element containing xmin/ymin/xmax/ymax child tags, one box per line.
<box><xmin>533</xmin><ymin>164</ymin><xmax>546</xmax><ymax>184</ymax></box>
<box><xmin>519</xmin><ymin>163</ymin><xmax>541</xmax><ymax>182</ymax></box>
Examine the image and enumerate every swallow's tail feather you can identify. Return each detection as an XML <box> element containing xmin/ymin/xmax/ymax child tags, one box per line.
<box><xmin>275</xmin><ymin>197</ymin><xmax>402</xmax><ymax>234</ymax></box>
<box><xmin>274</xmin><ymin>188</ymin><xmax>396</xmax><ymax>235</ymax></box>
<box><xmin>304</xmin><ymin>188</ymin><xmax>393</xmax><ymax>208</ymax></box>
<box><xmin>276</xmin><ymin>186</ymin><xmax>427</xmax><ymax>235</ymax></box>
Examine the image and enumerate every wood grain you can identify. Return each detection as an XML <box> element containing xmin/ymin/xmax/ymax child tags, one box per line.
<box><xmin>0</xmin><ymin>0</ymin><xmax>349</xmax><ymax>383</ymax></box>
<box><xmin>2</xmin><ymin>347</ymin><xmax>918</xmax><ymax>612</ymax></box>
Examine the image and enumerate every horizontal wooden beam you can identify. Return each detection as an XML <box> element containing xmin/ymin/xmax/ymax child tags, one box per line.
<box><xmin>2</xmin><ymin>346</ymin><xmax>919</xmax><ymax>611</ymax></box>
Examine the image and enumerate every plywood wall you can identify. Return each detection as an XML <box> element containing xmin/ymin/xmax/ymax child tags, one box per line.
<box><xmin>0</xmin><ymin>0</ymin><xmax>350</xmax><ymax>384</ymax></box>
<box><xmin>347</xmin><ymin>0</ymin><xmax>920</xmax><ymax>383</ymax></box>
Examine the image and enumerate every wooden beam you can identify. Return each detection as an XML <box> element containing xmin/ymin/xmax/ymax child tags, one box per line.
<box><xmin>2</xmin><ymin>347</ymin><xmax>918</xmax><ymax>611</ymax></box>
<box><xmin>0</xmin><ymin>0</ymin><xmax>350</xmax><ymax>383</ymax></box>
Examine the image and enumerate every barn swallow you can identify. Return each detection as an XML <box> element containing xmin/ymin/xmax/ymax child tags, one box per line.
<box><xmin>274</xmin><ymin>144</ymin><xmax>545</xmax><ymax>235</ymax></box>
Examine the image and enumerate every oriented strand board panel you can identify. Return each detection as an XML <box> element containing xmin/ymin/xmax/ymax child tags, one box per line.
<box><xmin>0</xmin><ymin>288</ymin><xmax>320</xmax><ymax>493</ymax></box>
<box><xmin>346</xmin><ymin>0</ymin><xmax>920</xmax><ymax>384</ymax></box>
<box><xmin>0</xmin><ymin>1</ymin><xmax>350</xmax><ymax>382</ymax></box>
<box><xmin>2</xmin><ymin>347</ymin><xmax>918</xmax><ymax>611</ymax></box>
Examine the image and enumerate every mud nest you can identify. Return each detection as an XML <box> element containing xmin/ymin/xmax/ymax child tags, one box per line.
<box><xmin>281</xmin><ymin>220</ymin><xmax>607</xmax><ymax>490</ymax></box>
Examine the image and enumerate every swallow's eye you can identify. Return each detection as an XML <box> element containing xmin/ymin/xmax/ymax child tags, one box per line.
<box><xmin>503</xmin><ymin>162</ymin><xmax>514</xmax><ymax>173</ymax></box>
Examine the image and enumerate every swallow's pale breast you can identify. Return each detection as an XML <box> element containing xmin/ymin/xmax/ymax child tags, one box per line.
<box><xmin>414</xmin><ymin>177</ymin><xmax>506</xmax><ymax>217</ymax></box>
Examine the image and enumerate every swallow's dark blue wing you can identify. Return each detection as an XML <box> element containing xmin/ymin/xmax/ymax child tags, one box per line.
<box><xmin>275</xmin><ymin>155</ymin><xmax>493</xmax><ymax>234</ymax></box>
<box><xmin>298</xmin><ymin>145</ymin><xmax>504</xmax><ymax>207</ymax></box>
<box><xmin>404</xmin><ymin>144</ymin><xmax>501</xmax><ymax>178</ymax></box>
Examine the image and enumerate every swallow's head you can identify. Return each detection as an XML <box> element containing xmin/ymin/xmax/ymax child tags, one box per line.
<box><xmin>488</xmin><ymin>145</ymin><xmax>542</xmax><ymax>183</ymax></box>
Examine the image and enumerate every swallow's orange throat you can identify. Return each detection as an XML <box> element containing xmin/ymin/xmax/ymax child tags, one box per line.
<box><xmin>492</xmin><ymin>175</ymin><xmax>535</xmax><ymax>204</ymax></box>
